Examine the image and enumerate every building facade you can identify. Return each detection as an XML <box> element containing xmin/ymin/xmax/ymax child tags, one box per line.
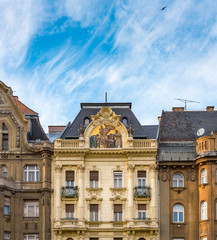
<box><xmin>52</xmin><ymin>103</ymin><xmax>159</xmax><ymax>240</ymax></box>
<box><xmin>0</xmin><ymin>81</ymin><xmax>53</xmax><ymax>240</ymax></box>
<box><xmin>158</xmin><ymin>106</ymin><xmax>217</xmax><ymax>240</ymax></box>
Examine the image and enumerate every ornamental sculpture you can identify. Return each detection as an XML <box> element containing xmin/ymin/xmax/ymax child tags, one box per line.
<box><xmin>90</xmin><ymin>124</ymin><xmax>122</xmax><ymax>148</ymax></box>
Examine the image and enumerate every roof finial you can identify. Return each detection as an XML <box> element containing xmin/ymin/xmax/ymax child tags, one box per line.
<box><xmin>105</xmin><ymin>92</ymin><xmax>107</xmax><ymax>103</ymax></box>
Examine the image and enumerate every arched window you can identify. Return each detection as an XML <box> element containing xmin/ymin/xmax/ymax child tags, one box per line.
<box><xmin>200</xmin><ymin>169</ymin><xmax>207</xmax><ymax>184</ymax></box>
<box><xmin>122</xmin><ymin>117</ymin><xmax>128</xmax><ymax>126</ymax></box>
<box><xmin>1</xmin><ymin>165</ymin><xmax>8</xmax><ymax>178</ymax></box>
<box><xmin>173</xmin><ymin>204</ymin><xmax>184</xmax><ymax>222</ymax></box>
<box><xmin>84</xmin><ymin>117</ymin><xmax>90</xmax><ymax>126</ymax></box>
<box><xmin>201</xmin><ymin>201</ymin><xmax>207</xmax><ymax>220</ymax></box>
<box><xmin>66</xmin><ymin>238</ymin><xmax>73</xmax><ymax>240</ymax></box>
<box><xmin>172</xmin><ymin>173</ymin><xmax>184</xmax><ymax>187</ymax></box>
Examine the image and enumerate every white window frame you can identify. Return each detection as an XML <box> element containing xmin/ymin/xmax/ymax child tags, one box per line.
<box><xmin>90</xmin><ymin>210</ymin><xmax>98</xmax><ymax>222</ymax></box>
<box><xmin>23</xmin><ymin>234</ymin><xmax>39</xmax><ymax>240</ymax></box>
<box><xmin>172</xmin><ymin>173</ymin><xmax>184</xmax><ymax>187</ymax></box>
<box><xmin>173</xmin><ymin>204</ymin><xmax>184</xmax><ymax>223</ymax></box>
<box><xmin>4</xmin><ymin>232</ymin><xmax>10</xmax><ymax>240</ymax></box>
<box><xmin>2</xmin><ymin>165</ymin><xmax>8</xmax><ymax>178</ymax></box>
<box><xmin>201</xmin><ymin>201</ymin><xmax>207</xmax><ymax>220</ymax></box>
<box><xmin>114</xmin><ymin>171</ymin><xmax>122</xmax><ymax>188</ymax></box>
<box><xmin>24</xmin><ymin>166</ymin><xmax>39</xmax><ymax>182</ymax></box>
<box><xmin>200</xmin><ymin>169</ymin><xmax>207</xmax><ymax>184</ymax></box>
<box><xmin>138</xmin><ymin>209</ymin><xmax>146</xmax><ymax>220</ymax></box>
<box><xmin>114</xmin><ymin>212</ymin><xmax>122</xmax><ymax>221</ymax></box>
<box><xmin>24</xmin><ymin>200</ymin><xmax>39</xmax><ymax>218</ymax></box>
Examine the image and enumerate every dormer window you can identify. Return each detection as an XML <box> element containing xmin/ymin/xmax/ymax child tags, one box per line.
<box><xmin>84</xmin><ymin>117</ymin><xmax>90</xmax><ymax>126</ymax></box>
<box><xmin>122</xmin><ymin>117</ymin><xmax>128</xmax><ymax>126</ymax></box>
<box><xmin>1</xmin><ymin>122</ymin><xmax>8</xmax><ymax>150</ymax></box>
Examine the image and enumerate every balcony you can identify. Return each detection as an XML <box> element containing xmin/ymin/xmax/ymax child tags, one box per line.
<box><xmin>134</xmin><ymin>186</ymin><xmax>151</xmax><ymax>198</ymax></box>
<box><xmin>62</xmin><ymin>186</ymin><xmax>78</xmax><ymax>198</ymax></box>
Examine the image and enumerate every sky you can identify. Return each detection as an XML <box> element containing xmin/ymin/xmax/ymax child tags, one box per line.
<box><xmin>1</xmin><ymin>0</ymin><xmax>217</xmax><ymax>132</ymax></box>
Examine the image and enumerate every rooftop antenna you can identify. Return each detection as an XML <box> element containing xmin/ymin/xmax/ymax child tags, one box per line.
<box><xmin>175</xmin><ymin>98</ymin><xmax>200</xmax><ymax>110</ymax></box>
<box><xmin>105</xmin><ymin>92</ymin><xmax>107</xmax><ymax>103</ymax></box>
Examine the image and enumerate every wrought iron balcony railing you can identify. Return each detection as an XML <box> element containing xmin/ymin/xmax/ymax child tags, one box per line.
<box><xmin>134</xmin><ymin>186</ymin><xmax>151</xmax><ymax>198</ymax></box>
<box><xmin>62</xmin><ymin>186</ymin><xmax>78</xmax><ymax>198</ymax></box>
<box><xmin>134</xmin><ymin>217</ymin><xmax>151</xmax><ymax>221</ymax></box>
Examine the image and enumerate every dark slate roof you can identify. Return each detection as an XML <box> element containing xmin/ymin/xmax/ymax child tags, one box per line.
<box><xmin>142</xmin><ymin>125</ymin><xmax>158</xmax><ymax>139</ymax></box>
<box><xmin>159</xmin><ymin>110</ymin><xmax>217</xmax><ymax>142</ymax></box>
<box><xmin>28</xmin><ymin>118</ymin><xmax>49</xmax><ymax>141</ymax></box>
<box><xmin>61</xmin><ymin>103</ymin><xmax>147</xmax><ymax>139</ymax></box>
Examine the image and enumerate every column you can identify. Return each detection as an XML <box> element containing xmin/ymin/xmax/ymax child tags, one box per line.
<box><xmin>128</xmin><ymin>164</ymin><xmax>134</xmax><ymax>222</ymax></box>
<box><xmin>55</xmin><ymin>164</ymin><xmax>62</xmax><ymax>220</ymax></box>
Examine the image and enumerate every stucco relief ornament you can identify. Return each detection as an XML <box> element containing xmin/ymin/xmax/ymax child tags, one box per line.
<box><xmin>161</xmin><ymin>168</ymin><xmax>169</xmax><ymax>182</ymax></box>
<box><xmin>128</xmin><ymin>124</ymin><xmax>134</xmax><ymax>137</ymax></box>
<box><xmin>78</xmin><ymin>124</ymin><xmax>84</xmax><ymax>137</ymax></box>
<box><xmin>54</xmin><ymin>164</ymin><xmax>62</xmax><ymax>173</ymax></box>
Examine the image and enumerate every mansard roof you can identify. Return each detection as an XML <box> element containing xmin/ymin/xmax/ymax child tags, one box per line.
<box><xmin>158</xmin><ymin>109</ymin><xmax>217</xmax><ymax>142</ymax></box>
<box><xmin>142</xmin><ymin>125</ymin><xmax>158</xmax><ymax>139</ymax></box>
<box><xmin>61</xmin><ymin>102</ymin><xmax>148</xmax><ymax>139</ymax></box>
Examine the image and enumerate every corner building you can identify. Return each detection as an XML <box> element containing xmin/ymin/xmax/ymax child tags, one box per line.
<box><xmin>52</xmin><ymin>103</ymin><xmax>159</xmax><ymax>240</ymax></box>
<box><xmin>0</xmin><ymin>81</ymin><xmax>53</xmax><ymax>240</ymax></box>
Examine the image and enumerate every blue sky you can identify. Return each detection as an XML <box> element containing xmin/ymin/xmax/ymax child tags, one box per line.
<box><xmin>1</xmin><ymin>0</ymin><xmax>217</xmax><ymax>132</ymax></box>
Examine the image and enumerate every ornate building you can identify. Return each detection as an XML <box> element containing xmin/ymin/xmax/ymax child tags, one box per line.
<box><xmin>0</xmin><ymin>81</ymin><xmax>53</xmax><ymax>240</ymax></box>
<box><xmin>158</xmin><ymin>106</ymin><xmax>217</xmax><ymax>240</ymax></box>
<box><xmin>52</xmin><ymin>103</ymin><xmax>159</xmax><ymax>240</ymax></box>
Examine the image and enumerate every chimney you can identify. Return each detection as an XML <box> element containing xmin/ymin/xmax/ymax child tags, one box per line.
<box><xmin>206</xmin><ymin>106</ymin><xmax>215</xmax><ymax>111</ymax></box>
<box><xmin>172</xmin><ymin>107</ymin><xmax>184</xmax><ymax>112</ymax></box>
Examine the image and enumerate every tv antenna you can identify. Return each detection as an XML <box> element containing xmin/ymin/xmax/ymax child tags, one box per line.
<box><xmin>175</xmin><ymin>98</ymin><xmax>200</xmax><ymax>110</ymax></box>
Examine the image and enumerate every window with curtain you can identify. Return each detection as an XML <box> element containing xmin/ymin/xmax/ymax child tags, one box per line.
<box><xmin>90</xmin><ymin>171</ymin><xmax>99</xmax><ymax>188</ymax></box>
<box><xmin>172</xmin><ymin>173</ymin><xmax>184</xmax><ymax>187</ymax></box>
<box><xmin>114</xmin><ymin>204</ymin><xmax>122</xmax><ymax>221</ymax></box>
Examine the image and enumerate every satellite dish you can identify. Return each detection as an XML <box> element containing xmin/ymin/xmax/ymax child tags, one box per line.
<box><xmin>197</xmin><ymin>128</ymin><xmax>205</xmax><ymax>136</ymax></box>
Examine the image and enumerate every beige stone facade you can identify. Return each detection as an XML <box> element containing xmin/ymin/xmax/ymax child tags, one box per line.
<box><xmin>52</xmin><ymin>106</ymin><xmax>159</xmax><ymax>240</ymax></box>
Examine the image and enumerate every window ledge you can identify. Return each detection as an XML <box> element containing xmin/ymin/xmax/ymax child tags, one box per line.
<box><xmin>171</xmin><ymin>222</ymin><xmax>186</xmax><ymax>225</ymax></box>
<box><xmin>110</xmin><ymin>187</ymin><xmax>126</xmax><ymax>191</ymax></box>
<box><xmin>199</xmin><ymin>219</ymin><xmax>208</xmax><ymax>223</ymax></box>
<box><xmin>199</xmin><ymin>183</ymin><xmax>208</xmax><ymax>188</ymax></box>
<box><xmin>86</xmin><ymin>188</ymin><xmax>103</xmax><ymax>191</ymax></box>
<box><xmin>171</xmin><ymin>187</ymin><xmax>186</xmax><ymax>193</ymax></box>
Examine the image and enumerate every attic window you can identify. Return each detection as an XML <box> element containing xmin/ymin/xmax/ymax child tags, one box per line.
<box><xmin>122</xmin><ymin>117</ymin><xmax>128</xmax><ymax>126</ymax></box>
<box><xmin>84</xmin><ymin>117</ymin><xmax>90</xmax><ymax>126</ymax></box>
<box><xmin>3</xmin><ymin>123</ymin><xmax>8</xmax><ymax>130</ymax></box>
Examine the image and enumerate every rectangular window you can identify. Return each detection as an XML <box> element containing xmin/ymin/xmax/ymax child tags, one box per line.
<box><xmin>114</xmin><ymin>172</ymin><xmax>122</xmax><ymax>188</ymax></box>
<box><xmin>4</xmin><ymin>232</ymin><xmax>10</xmax><ymax>240</ymax></box>
<box><xmin>90</xmin><ymin>204</ymin><xmax>98</xmax><ymax>222</ymax></box>
<box><xmin>114</xmin><ymin>204</ymin><xmax>122</xmax><ymax>221</ymax></box>
<box><xmin>24</xmin><ymin>200</ymin><xmax>39</xmax><ymax>217</ymax></box>
<box><xmin>2</xmin><ymin>133</ymin><xmax>8</xmax><ymax>150</ymax></box>
<box><xmin>23</xmin><ymin>234</ymin><xmax>39</xmax><ymax>240</ymax></box>
<box><xmin>4</xmin><ymin>197</ymin><xmax>10</xmax><ymax>215</ymax></box>
<box><xmin>2</xmin><ymin>166</ymin><xmax>8</xmax><ymax>178</ymax></box>
<box><xmin>90</xmin><ymin>171</ymin><xmax>99</xmax><ymax>188</ymax></box>
<box><xmin>138</xmin><ymin>204</ymin><xmax>146</xmax><ymax>220</ymax></box>
<box><xmin>65</xmin><ymin>204</ymin><xmax>74</xmax><ymax>219</ymax></box>
<box><xmin>137</xmin><ymin>171</ymin><xmax>146</xmax><ymax>187</ymax></box>
<box><xmin>24</xmin><ymin>166</ymin><xmax>39</xmax><ymax>182</ymax></box>
<box><xmin>200</xmin><ymin>238</ymin><xmax>207</xmax><ymax>240</ymax></box>
<box><xmin>66</xmin><ymin>171</ymin><xmax>74</xmax><ymax>186</ymax></box>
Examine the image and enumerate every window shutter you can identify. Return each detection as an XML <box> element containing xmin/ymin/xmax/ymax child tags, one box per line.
<box><xmin>90</xmin><ymin>204</ymin><xmax>98</xmax><ymax>212</ymax></box>
<box><xmin>138</xmin><ymin>171</ymin><xmax>146</xmax><ymax>178</ymax></box>
<box><xmin>138</xmin><ymin>204</ymin><xmax>146</xmax><ymax>210</ymax></box>
<box><xmin>90</xmin><ymin>171</ymin><xmax>99</xmax><ymax>180</ymax></box>
<box><xmin>114</xmin><ymin>204</ymin><xmax>122</xmax><ymax>212</ymax></box>
<box><xmin>66</xmin><ymin>171</ymin><xmax>74</xmax><ymax>181</ymax></box>
<box><xmin>66</xmin><ymin>204</ymin><xmax>74</xmax><ymax>212</ymax></box>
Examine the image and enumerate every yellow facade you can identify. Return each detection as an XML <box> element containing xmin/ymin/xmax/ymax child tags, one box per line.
<box><xmin>52</xmin><ymin>107</ymin><xmax>159</xmax><ymax>240</ymax></box>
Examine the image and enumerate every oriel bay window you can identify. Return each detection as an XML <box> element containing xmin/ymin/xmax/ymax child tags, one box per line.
<box><xmin>114</xmin><ymin>171</ymin><xmax>122</xmax><ymax>188</ymax></box>
<box><xmin>90</xmin><ymin>171</ymin><xmax>99</xmax><ymax>188</ymax></box>
<box><xmin>90</xmin><ymin>204</ymin><xmax>98</xmax><ymax>221</ymax></box>
<box><xmin>65</xmin><ymin>204</ymin><xmax>74</xmax><ymax>219</ymax></box>
<box><xmin>114</xmin><ymin>204</ymin><xmax>122</xmax><ymax>221</ymax></box>
<box><xmin>138</xmin><ymin>204</ymin><xmax>146</xmax><ymax>220</ymax></box>
<box><xmin>66</xmin><ymin>171</ymin><xmax>74</xmax><ymax>186</ymax></box>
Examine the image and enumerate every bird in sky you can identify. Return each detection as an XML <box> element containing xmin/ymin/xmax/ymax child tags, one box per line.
<box><xmin>161</xmin><ymin>6</ymin><xmax>166</xmax><ymax>11</ymax></box>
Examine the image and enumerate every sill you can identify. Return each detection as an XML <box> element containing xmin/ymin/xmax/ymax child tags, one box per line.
<box><xmin>23</xmin><ymin>217</ymin><xmax>39</xmax><ymax>219</ymax></box>
<box><xmin>171</xmin><ymin>187</ymin><xmax>186</xmax><ymax>193</ymax></box>
<box><xmin>86</xmin><ymin>188</ymin><xmax>102</xmax><ymax>191</ymax></box>
<box><xmin>171</xmin><ymin>222</ymin><xmax>186</xmax><ymax>225</ymax></box>
<box><xmin>199</xmin><ymin>183</ymin><xmax>208</xmax><ymax>188</ymax></box>
<box><xmin>110</xmin><ymin>187</ymin><xmax>126</xmax><ymax>191</ymax></box>
<box><xmin>199</xmin><ymin>219</ymin><xmax>208</xmax><ymax>223</ymax></box>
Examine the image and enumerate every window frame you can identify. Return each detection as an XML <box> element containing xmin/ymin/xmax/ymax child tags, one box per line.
<box><xmin>2</xmin><ymin>165</ymin><xmax>8</xmax><ymax>178</ymax></box>
<box><xmin>24</xmin><ymin>166</ymin><xmax>39</xmax><ymax>182</ymax></box>
<box><xmin>4</xmin><ymin>197</ymin><xmax>10</xmax><ymax>216</ymax></box>
<box><xmin>66</xmin><ymin>171</ymin><xmax>75</xmax><ymax>187</ymax></box>
<box><xmin>200</xmin><ymin>168</ymin><xmax>207</xmax><ymax>184</ymax></box>
<box><xmin>113</xmin><ymin>171</ymin><xmax>122</xmax><ymax>188</ymax></box>
<box><xmin>65</xmin><ymin>204</ymin><xmax>74</xmax><ymax>219</ymax></box>
<box><xmin>90</xmin><ymin>171</ymin><xmax>99</xmax><ymax>188</ymax></box>
<box><xmin>201</xmin><ymin>201</ymin><xmax>207</xmax><ymax>220</ymax></box>
<box><xmin>138</xmin><ymin>204</ymin><xmax>146</xmax><ymax>220</ymax></box>
<box><xmin>137</xmin><ymin>171</ymin><xmax>146</xmax><ymax>187</ymax></box>
<box><xmin>114</xmin><ymin>204</ymin><xmax>122</xmax><ymax>222</ymax></box>
<box><xmin>23</xmin><ymin>200</ymin><xmax>39</xmax><ymax>218</ymax></box>
<box><xmin>4</xmin><ymin>232</ymin><xmax>10</xmax><ymax>240</ymax></box>
<box><xmin>172</xmin><ymin>173</ymin><xmax>184</xmax><ymax>188</ymax></box>
<box><xmin>90</xmin><ymin>204</ymin><xmax>99</xmax><ymax>222</ymax></box>
<box><xmin>173</xmin><ymin>204</ymin><xmax>184</xmax><ymax>223</ymax></box>
<box><xmin>23</xmin><ymin>234</ymin><xmax>39</xmax><ymax>240</ymax></box>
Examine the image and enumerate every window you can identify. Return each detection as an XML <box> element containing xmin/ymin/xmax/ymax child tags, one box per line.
<box><xmin>200</xmin><ymin>169</ymin><xmax>207</xmax><ymax>184</ymax></box>
<box><xmin>122</xmin><ymin>117</ymin><xmax>128</xmax><ymax>126</ymax></box>
<box><xmin>173</xmin><ymin>239</ymin><xmax>184</xmax><ymax>240</ymax></box>
<box><xmin>138</xmin><ymin>204</ymin><xmax>146</xmax><ymax>220</ymax></box>
<box><xmin>24</xmin><ymin>200</ymin><xmax>39</xmax><ymax>217</ymax></box>
<box><xmin>216</xmin><ymin>169</ymin><xmax>217</xmax><ymax>182</ymax></box>
<box><xmin>84</xmin><ymin>117</ymin><xmax>90</xmax><ymax>125</ymax></box>
<box><xmin>66</xmin><ymin>171</ymin><xmax>74</xmax><ymax>186</ymax></box>
<box><xmin>4</xmin><ymin>232</ymin><xmax>10</xmax><ymax>240</ymax></box>
<box><xmin>90</xmin><ymin>239</ymin><xmax>98</xmax><ymax>240</ymax></box>
<box><xmin>1</xmin><ymin>123</ymin><xmax>8</xmax><ymax>151</ymax></box>
<box><xmin>23</xmin><ymin>234</ymin><xmax>39</xmax><ymax>240</ymax></box>
<box><xmin>137</xmin><ymin>171</ymin><xmax>146</xmax><ymax>187</ymax></box>
<box><xmin>201</xmin><ymin>201</ymin><xmax>207</xmax><ymax>220</ymax></box>
<box><xmin>90</xmin><ymin>171</ymin><xmax>99</xmax><ymax>188</ymax></box>
<box><xmin>65</xmin><ymin>204</ymin><xmax>74</xmax><ymax>219</ymax></box>
<box><xmin>4</xmin><ymin>197</ymin><xmax>10</xmax><ymax>215</ymax></box>
<box><xmin>114</xmin><ymin>171</ymin><xmax>122</xmax><ymax>188</ymax></box>
<box><xmin>114</xmin><ymin>204</ymin><xmax>122</xmax><ymax>221</ymax></box>
<box><xmin>200</xmin><ymin>237</ymin><xmax>207</xmax><ymax>240</ymax></box>
<box><xmin>173</xmin><ymin>204</ymin><xmax>184</xmax><ymax>222</ymax></box>
<box><xmin>172</xmin><ymin>173</ymin><xmax>184</xmax><ymax>187</ymax></box>
<box><xmin>90</xmin><ymin>204</ymin><xmax>98</xmax><ymax>222</ymax></box>
<box><xmin>2</xmin><ymin>165</ymin><xmax>8</xmax><ymax>178</ymax></box>
<box><xmin>114</xmin><ymin>238</ymin><xmax>123</xmax><ymax>240</ymax></box>
<box><xmin>24</xmin><ymin>166</ymin><xmax>39</xmax><ymax>182</ymax></box>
